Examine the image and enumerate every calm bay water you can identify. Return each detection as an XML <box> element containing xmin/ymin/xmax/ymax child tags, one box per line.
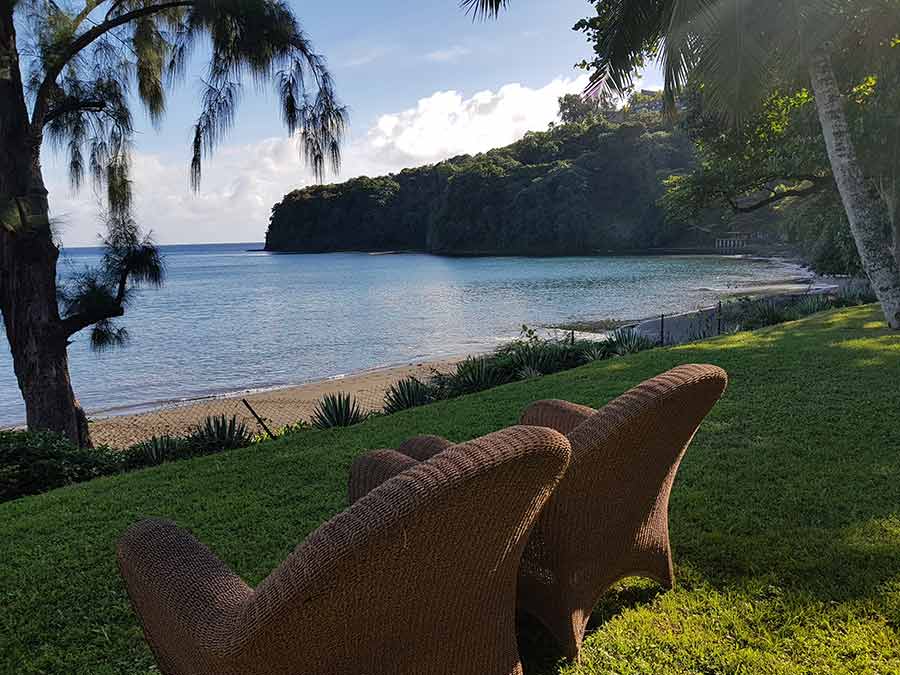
<box><xmin>0</xmin><ymin>243</ymin><xmax>806</xmax><ymax>425</ymax></box>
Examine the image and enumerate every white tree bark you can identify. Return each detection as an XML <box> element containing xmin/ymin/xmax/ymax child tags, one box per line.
<box><xmin>809</xmin><ymin>50</ymin><xmax>900</xmax><ymax>329</ymax></box>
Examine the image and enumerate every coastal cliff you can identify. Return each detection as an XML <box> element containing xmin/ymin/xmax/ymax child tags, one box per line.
<box><xmin>265</xmin><ymin>120</ymin><xmax>695</xmax><ymax>255</ymax></box>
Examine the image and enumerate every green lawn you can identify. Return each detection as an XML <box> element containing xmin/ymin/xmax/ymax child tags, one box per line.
<box><xmin>2</xmin><ymin>305</ymin><xmax>900</xmax><ymax>674</ymax></box>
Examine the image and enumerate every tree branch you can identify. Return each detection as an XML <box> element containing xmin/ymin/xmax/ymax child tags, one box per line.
<box><xmin>44</xmin><ymin>97</ymin><xmax>107</xmax><ymax>123</ymax></box>
<box><xmin>31</xmin><ymin>0</ymin><xmax>193</xmax><ymax>131</ymax></box>
<box><xmin>61</xmin><ymin>302</ymin><xmax>124</xmax><ymax>337</ymax></box>
<box><xmin>726</xmin><ymin>181</ymin><xmax>824</xmax><ymax>213</ymax></box>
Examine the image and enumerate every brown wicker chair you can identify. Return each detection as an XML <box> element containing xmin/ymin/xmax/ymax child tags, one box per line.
<box><xmin>117</xmin><ymin>425</ymin><xmax>571</xmax><ymax>675</ymax></box>
<box><xmin>351</xmin><ymin>364</ymin><xmax>728</xmax><ymax>659</ymax></box>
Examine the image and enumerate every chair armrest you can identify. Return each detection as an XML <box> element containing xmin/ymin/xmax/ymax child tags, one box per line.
<box><xmin>117</xmin><ymin>519</ymin><xmax>252</xmax><ymax>659</ymax></box>
<box><xmin>397</xmin><ymin>435</ymin><xmax>454</xmax><ymax>461</ymax></box>
<box><xmin>348</xmin><ymin>449</ymin><xmax>420</xmax><ymax>504</ymax></box>
<box><xmin>519</xmin><ymin>399</ymin><xmax>597</xmax><ymax>436</ymax></box>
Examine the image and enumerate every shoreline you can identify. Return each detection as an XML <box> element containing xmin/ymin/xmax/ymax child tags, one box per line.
<box><xmin>20</xmin><ymin>257</ymin><xmax>828</xmax><ymax>448</ymax></box>
<box><xmin>87</xmin><ymin>355</ymin><xmax>474</xmax><ymax>448</ymax></box>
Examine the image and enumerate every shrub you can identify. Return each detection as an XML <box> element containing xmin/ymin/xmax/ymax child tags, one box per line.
<box><xmin>189</xmin><ymin>415</ymin><xmax>254</xmax><ymax>453</ymax></box>
<box><xmin>384</xmin><ymin>377</ymin><xmax>434</xmax><ymax>414</ymax></box>
<box><xmin>445</xmin><ymin>357</ymin><xmax>507</xmax><ymax>397</ymax></box>
<box><xmin>833</xmin><ymin>279</ymin><xmax>877</xmax><ymax>307</ymax></box>
<box><xmin>792</xmin><ymin>294</ymin><xmax>834</xmax><ymax>318</ymax></box>
<box><xmin>578</xmin><ymin>342</ymin><xmax>613</xmax><ymax>364</ymax></box>
<box><xmin>723</xmin><ymin>297</ymin><xmax>798</xmax><ymax>331</ymax></box>
<box><xmin>606</xmin><ymin>328</ymin><xmax>657</xmax><ymax>355</ymax></box>
<box><xmin>517</xmin><ymin>365</ymin><xmax>544</xmax><ymax>380</ymax></box>
<box><xmin>312</xmin><ymin>393</ymin><xmax>368</xmax><ymax>429</ymax></box>
<box><xmin>0</xmin><ymin>430</ymin><xmax>119</xmax><ymax>502</ymax></box>
<box><xmin>122</xmin><ymin>435</ymin><xmax>190</xmax><ymax>469</ymax></box>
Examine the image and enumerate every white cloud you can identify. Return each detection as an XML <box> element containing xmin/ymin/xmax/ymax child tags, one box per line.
<box><xmin>341</xmin><ymin>47</ymin><xmax>392</xmax><ymax>68</ymax></box>
<box><xmin>50</xmin><ymin>74</ymin><xmax>590</xmax><ymax>246</ymax></box>
<box><xmin>424</xmin><ymin>45</ymin><xmax>472</xmax><ymax>63</ymax></box>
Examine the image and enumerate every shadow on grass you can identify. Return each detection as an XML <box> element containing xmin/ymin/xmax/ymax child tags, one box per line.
<box><xmin>518</xmin><ymin>582</ymin><xmax>666</xmax><ymax>674</ymax></box>
<box><xmin>518</xmin><ymin>306</ymin><xmax>900</xmax><ymax>669</ymax></box>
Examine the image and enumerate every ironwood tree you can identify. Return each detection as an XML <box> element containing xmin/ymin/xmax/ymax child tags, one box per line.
<box><xmin>0</xmin><ymin>0</ymin><xmax>346</xmax><ymax>445</ymax></box>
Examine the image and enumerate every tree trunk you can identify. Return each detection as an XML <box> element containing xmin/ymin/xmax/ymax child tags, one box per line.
<box><xmin>0</xmin><ymin>6</ymin><xmax>92</xmax><ymax>446</ymax></box>
<box><xmin>808</xmin><ymin>50</ymin><xmax>900</xmax><ymax>329</ymax></box>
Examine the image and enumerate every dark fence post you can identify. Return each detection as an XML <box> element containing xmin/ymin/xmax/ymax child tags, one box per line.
<box><xmin>717</xmin><ymin>301</ymin><xmax>723</xmax><ymax>335</ymax></box>
<box><xmin>242</xmin><ymin>399</ymin><xmax>276</xmax><ymax>440</ymax></box>
<box><xmin>659</xmin><ymin>314</ymin><xmax>665</xmax><ymax>346</ymax></box>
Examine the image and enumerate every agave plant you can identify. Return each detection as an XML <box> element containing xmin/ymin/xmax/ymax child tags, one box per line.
<box><xmin>125</xmin><ymin>434</ymin><xmax>188</xmax><ymax>468</ymax></box>
<box><xmin>606</xmin><ymin>328</ymin><xmax>658</xmax><ymax>356</ymax></box>
<box><xmin>190</xmin><ymin>415</ymin><xmax>254</xmax><ymax>453</ymax></box>
<box><xmin>738</xmin><ymin>299</ymin><xmax>798</xmax><ymax>330</ymax></box>
<box><xmin>578</xmin><ymin>342</ymin><xmax>612</xmax><ymax>364</ymax></box>
<box><xmin>383</xmin><ymin>377</ymin><xmax>434</xmax><ymax>415</ymax></box>
<box><xmin>833</xmin><ymin>280</ymin><xmax>878</xmax><ymax>308</ymax></box>
<box><xmin>792</xmin><ymin>294</ymin><xmax>834</xmax><ymax>318</ymax></box>
<box><xmin>517</xmin><ymin>366</ymin><xmax>544</xmax><ymax>380</ymax></box>
<box><xmin>311</xmin><ymin>393</ymin><xmax>368</xmax><ymax>430</ymax></box>
<box><xmin>447</xmin><ymin>357</ymin><xmax>506</xmax><ymax>397</ymax></box>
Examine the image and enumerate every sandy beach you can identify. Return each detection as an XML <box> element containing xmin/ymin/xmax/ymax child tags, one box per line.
<box><xmin>89</xmin><ymin>357</ymin><xmax>467</xmax><ymax>448</ymax></box>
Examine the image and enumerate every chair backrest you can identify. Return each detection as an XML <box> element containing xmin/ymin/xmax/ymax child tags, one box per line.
<box><xmin>527</xmin><ymin>364</ymin><xmax>727</xmax><ymax>588</ymax></box>
<box><xmin>222</xmin><ymin>425</ymin><xmax>571</xmax><ymax>674</ymax></box>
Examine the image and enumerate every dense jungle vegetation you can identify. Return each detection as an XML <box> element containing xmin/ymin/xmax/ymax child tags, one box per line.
<box><xmin>266</xmin><ymin>99</ymin><xmax>696</xmax><ymax>255</ymax></box>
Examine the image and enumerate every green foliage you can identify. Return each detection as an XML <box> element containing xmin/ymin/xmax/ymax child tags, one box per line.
<box><xmin>557</xmin><ymin>92</ymin><xmax>617</xmax><ymax>125</ymax></box>
<box><xmin>15</xmin><ymin>0</ymin><xmax>347</xmax><ymax>359</ymax></box>
<box><xmin>606</xmin><ymin>328</ymin><xmax>658</xmax><ymax>355</ymax></box>
<box><xmin>121</xmin><ymin>435</ymin><xmax>189</xmax><ymax>469</ymax></box>
<box><xmin>3</xmin><ymin>307</ymin><xmax>900</xmax><ymax>673</ymax></box>
<box><xmin>721</xmin><ymin>290</ymin><xmax>874</xmax><ymax>331</ymax></box>
<box><xmin>578</xmin><ymin>342</ymin><xmax>613</xmax><ymax>364</ymax></box>
<box><xmin>188</xmin><ymin>415</ymin><xmax>254</xmax><ymax>453</ymax></box>
<box><xmin>833</xmin><ymin>280</ymin><xmax>879</xmax><ymax>308</ymax></box>
<box><xmin>383</xmin><ymin>377</ymin><xmax>434</xmax><ymax>415</ymax></box>
<box><xmin>792</xmin><ymin>294</ymin><xmax>835</xmax><ymax>318</ymax></box>
<box><xmin>724</xmin><ymin>298</ymin><xmax>799</xmax><ymax>330</ymax></box>
<box><xmin>311</xmin><ymin>393</ymin><xmax>368</xmax><ymax>430</ymax></box>
<box><xmin>517</xmin><ymin>365</ymin><xmax>544</xmax><ymax>380</ymax></box>
<box><xmin>266</xmin><ymin>120</ymin><xmax>695</xmax><ymax>255</ymax></box>
<box><xmin>444</xmin><ymin>357</ymin><xmax>509</xmax><ymax>397</ymax></box>
<box><xmin>577</xmin><ymin>0</ymin><xmax>900</xmax><ymax>277</ymax></box>
<box><xmin>0</xmin><ymin>430</ymin><xmax>118</xmax><ymax>502</ymax></box>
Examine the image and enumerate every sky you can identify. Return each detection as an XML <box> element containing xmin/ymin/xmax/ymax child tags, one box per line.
<box><xmin>45</xmin><ymin>0</ymin><xmax>664</xmax><ymax>247</ymax></box>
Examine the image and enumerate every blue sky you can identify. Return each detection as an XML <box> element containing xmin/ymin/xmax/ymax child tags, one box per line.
<box><xmin>45</xmin><ymin>0</ymin><xmax>663</xmax><ymax>246</ymax></box>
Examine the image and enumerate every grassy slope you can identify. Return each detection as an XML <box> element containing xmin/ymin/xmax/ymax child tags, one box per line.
<box><xmin>2</xmin><ymin>305</ymin><xmax>899</xmax><ymax>674</ymax></box>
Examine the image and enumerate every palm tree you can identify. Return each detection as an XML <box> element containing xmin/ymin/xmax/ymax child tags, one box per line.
<box><xmin>1</xmin><ymin>0</ymin><xmax>346</xmax><ymax>444</ymax></box>
<box><xmin>468</xmin><ymin>0</ymin><xmax>900</xmax><ymax>329</ymax></box>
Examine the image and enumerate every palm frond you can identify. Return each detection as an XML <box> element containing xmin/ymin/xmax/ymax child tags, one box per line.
<box><xmin>460</xmin><ymin>0</ymin><xmax>509</xmax><ymax>20</ymax></box>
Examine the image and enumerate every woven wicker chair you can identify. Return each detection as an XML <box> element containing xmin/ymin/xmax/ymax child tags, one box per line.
<box><xmin>118</xmin><ymin>425</ymin><xmax>571</xmax><ymax>675</ymax></box>
<box><xmin>351</xmin><ymin>364</ymin><xmax>728</xmax><ymax>659</ymax></box>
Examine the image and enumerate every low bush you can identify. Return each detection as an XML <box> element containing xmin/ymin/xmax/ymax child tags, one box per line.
<box><xmin>312</xmin><ymin>393</ymin><xmax>368</xmax><ymax>429</ymax></box>
<box><xmin>517</xmin><ymin>365</ymin><xmax>544</xmax><ymax>380</ymax></box>
<box><xmin>383</xmin><ymin>377</ymin><xmax>434</xmax><ymax>414</ymax></box>
<box><xmin>0</xmin><ymin>430</ymin><xmax>119</xmax><ymax>502</ymax></box>
<box><xmin>792</xmin><ymin>294</ymin><xmax>834</xmax><ymax>317</ymax></box>
<box><xmin>606</xmin><ymin>328</ymin><xmax>658</xmax><ymax>355</ymax></box>
<box><xmin>724</xmin><ymin>298</ymin><xmax>798</xmax><ymax>330</ymax></box>
<box><xmin>121</xmin><ymin>435</ymin><xmax>190</xmax><ymax>469</ymax></box>
<box><xmin>578</xmin><ymin>342</ymin><xmax>613</xmax><ymax>364</ymax></box>
<box><xmin>444</xmin><ymin>357</ymin><xmax>509</xmax><ymax>397</ymax></box>
<box><xmin>188</xmin><ymin>415</ymin><xmax>254</xmax><ymax>453</ymax></box>
<box><xmin>833</xmin><ymin>279</ymin><xmax>877</xmax><ymax>307</ymax></box>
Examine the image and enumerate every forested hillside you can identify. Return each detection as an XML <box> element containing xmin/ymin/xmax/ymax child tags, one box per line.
<box><xmin>265</xmin><ymin>116</ymin><xmax>695</xmax><ymax>255</ymax></box>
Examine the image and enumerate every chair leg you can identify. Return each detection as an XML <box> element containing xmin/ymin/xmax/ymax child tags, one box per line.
<box><xmin>529</xmin><ymin>604</ymin><xmax>589</xmax><ymax>662</ymax></box>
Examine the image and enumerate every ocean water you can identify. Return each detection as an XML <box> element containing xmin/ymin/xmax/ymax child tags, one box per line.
<box><xmin>0</xmin><ymin>243</ymin><xmax>807</xmax><ymax>425</ymax></box>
